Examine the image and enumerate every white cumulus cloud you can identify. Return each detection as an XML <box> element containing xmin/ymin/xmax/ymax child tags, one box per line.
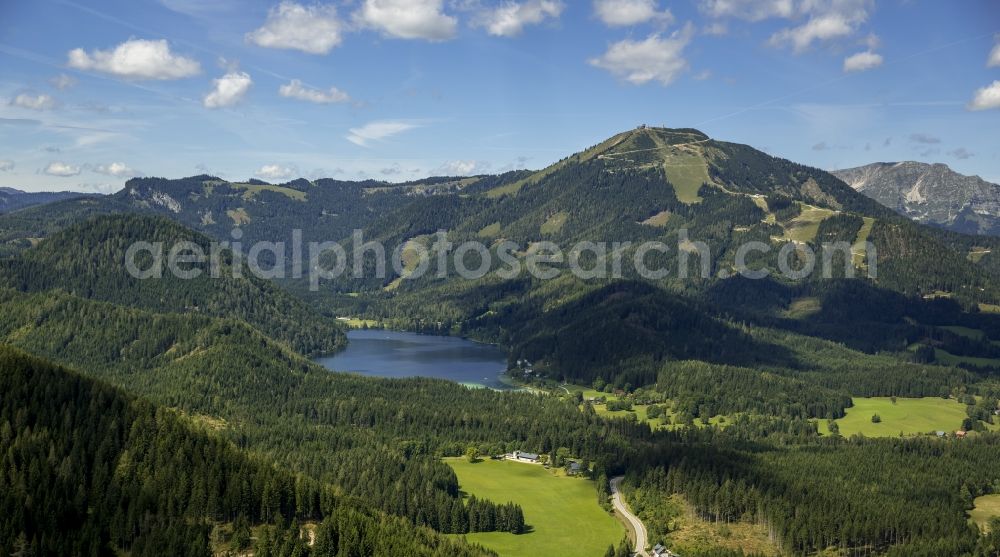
<box><xmin>989</xmin><ymin>39</ymin><xmax>1000</xmax><ymax>68</ymax></box>
<box><xmin>43</xmin><ymin>162</ymin><xmax>81</xmax><ymax>177</ymax></box>
<box><xmin>481</xmin><ymin>0</ymin><xmax>564</xmax><ymax>37</ymax></box>
<box><xmin>355</xmin><ymin>0</ymin><xmax>457</xmax><ymax>41</ymax></box>
<box><xmin>11</xmin><ymin>93</ymin><xmax>56</xmax><ymax>110</ymax></box>
<box><xmin>770</xmin><ymin>13</ymin><xmax>852</xmax><ymax>52</ymax></box>
<box><xmin>94</xmin><ymin>162</ymin><xmax>139</xmax><ymax>178</ymax></box>
<box><xmin>843</xmin><ymin>50</ymin><xmax>882</xmax><ymax>72</ymax></box>
<box><xmin>256</xmin><ymin>164</ymin><xmax>297</xmax><ymax>180</ymax></box>
<box><xmin>968</xmin><ymin>81</ymin><xmax>1000</xmax><ymax>111</ymax></box>
<box><xmin>768</xmin><ymin>0</ymin><xmax>872</xmax><ymax>52</ymax></box>
<box><xmin>203</xmin><ymin>71</ymin><xmax>252</xmax><ymax>108</ymax></box>
<box><xmin>0</xmin><ymin>160</ymin><xmax>14</xmax><ymax>172</ymax></box>
<box><xmin>698</xmin><ymin>0</ymin><xmax>793</xmax><ymax>21</ymax></box>
<box><xmin>279</xmin><ymin>79</ymin><xmax>350</xmax><ymax>103</ymax></box>
<box><xmin>594</xmin><ymin>0</ymin><xmax>673</xmax><ymax>27</ymax></box>
<box><xmin>588</xmin><ymin>24</ymin><xmax>693</xmax><ymax>86</ymax></box>
<box><xmin>346</xmin><ymin>120</ymin><xmax>420</xmax><ymax>147</ymax></box>
<box><xmin>67</xmin><ymin>39</ymin><xmax>200</xmax><ymax>80</ymax></box>
<box><xmin>246</xmin><ymin>2</ymin><xmax>343</xmax><ymax>54</ymax></box>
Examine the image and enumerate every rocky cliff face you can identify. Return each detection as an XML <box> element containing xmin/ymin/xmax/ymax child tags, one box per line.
<box><xmin>833</xmin><ymin>162</ymin><xmax>1000</xmax><ymax>236</ymax></box>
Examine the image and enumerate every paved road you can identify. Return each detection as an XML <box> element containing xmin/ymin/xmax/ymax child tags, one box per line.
<box><xmin>610</xmin><ymin>476</ymin><xmax>649</xmax><ymax>557</ymax></box>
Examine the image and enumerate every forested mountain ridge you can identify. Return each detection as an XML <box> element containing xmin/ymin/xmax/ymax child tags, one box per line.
<box><xmin>0</xmin><ymin>344</ymin><xmax>496</xmax><ymax>557</ymax></box>
<box><xmin>344</xmin><ymin>127</ymin><xmax>997</xmax><ymax>302</ymax></box>
<box><xmin>0</xmin><ymin>214</ymin><xmax>345</xmax><ymax>356</ymax></box>
<box><xmin>0</xmin><ymin>186</ymin><xmax>96</xmax><ymax>214</ymax></box>
<box><xmin>1</xmin><ymin>127</ymin><xmax>998</xmax><ymax>385</ymax></box>
<box><xmin>0</xmin><ymin>282</ymin><xmax>637</xmax><ymax>549</ymax></box>
<box><xmin>834</xmin><ymin>161</ymin><xmax>1000</xmax><ymax>236</ymax></box>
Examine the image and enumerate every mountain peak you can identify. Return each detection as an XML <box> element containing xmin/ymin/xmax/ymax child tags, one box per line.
<box><xmin>833</xmin><ymin>161</ymin><xmax>1000</xmax><ymax>236</ymax></box>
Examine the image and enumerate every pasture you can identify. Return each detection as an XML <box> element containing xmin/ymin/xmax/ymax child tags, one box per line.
<box><xmin>446</xmin><ymin>458</ymin><xmax>624</xmax><ymax>557</ymax></box>
<box><xmin>819</xmin><ymin>397</ymin><xmax>968</xmax><ymax>437</ymax></box>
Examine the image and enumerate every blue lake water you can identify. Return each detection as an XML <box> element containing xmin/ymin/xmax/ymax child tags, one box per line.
<box><xmin>314</xmin><ymin>329</ymin><xmax>511</xmax><ymax>389</ymax></box>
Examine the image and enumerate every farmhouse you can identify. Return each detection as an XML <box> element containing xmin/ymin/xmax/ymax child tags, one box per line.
<box><xmin>512</xmin><ymin>450</ymin><xmax>539</xmax><ymax>463</ymax></box>
<box><xmin>653</xmin><ymin>543</ymin><xmax>679</xmax><ymax>556</ymax></box>
<box><xmin>568</xmin><ymin>461</ymin><xmax>582</xmax><ymax>475</ymax></box>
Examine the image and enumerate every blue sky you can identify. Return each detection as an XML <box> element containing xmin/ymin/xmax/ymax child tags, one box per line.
<box><xmin>0</xmin><ymin>0</ymin><xmax>998</xmax><ymax>192</ymax></box>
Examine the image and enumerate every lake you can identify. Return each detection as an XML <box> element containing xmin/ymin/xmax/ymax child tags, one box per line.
<box><xmin>314</xmin><ymin>329</ymin><xmax>511</xmax><ymax>389</ymax></box>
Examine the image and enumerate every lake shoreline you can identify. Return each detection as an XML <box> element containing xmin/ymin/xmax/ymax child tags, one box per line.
<box><xmin>314</xmin><ymin>329</ymin><xmax>514</xmax><ymax>390</ymax></box>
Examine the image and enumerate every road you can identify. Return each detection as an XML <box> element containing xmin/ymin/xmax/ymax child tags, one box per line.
<box><xmin>610</xmin><ymin>476</ymin><xmax>649</xmax><ymax>557</ymax></box>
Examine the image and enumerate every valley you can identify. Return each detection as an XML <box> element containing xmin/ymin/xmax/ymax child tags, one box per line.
<box><xmin>5</xmin><ymin>3</ymin><xmax>1000</xmax><ymax>555</ymax></box>
<box><xmin>2</xmin><ymin>126</ymin><xmax>1000</xmax><ymax>557</ymax></box>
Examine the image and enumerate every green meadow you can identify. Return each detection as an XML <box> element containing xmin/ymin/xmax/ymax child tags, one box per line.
<box><xmin>446</xmin><ymin>458</ymin><xmax>624</xmax><ymax>557</ymax></box>
<box><xmin>818</xmin><ymin>397</ymin><xmax>969</xmax><ymax>437</ymax></box>
<box><xmin>970</xmin><ymin>494</ymin><xmax>1000</xmax><ymax>531</ymax></box>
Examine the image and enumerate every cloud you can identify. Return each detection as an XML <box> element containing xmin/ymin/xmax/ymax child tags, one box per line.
<box><xmin>94</xmin><ymin>162</ymin><xmax>139</xmax><ymax>178</ymax></box>
<box><xmin>843</xmin><ymin>50</ymin><xmax>882</xmax><ymax>72</ymax></box>
<box><xmin>0</xmin><ymin>160</ymin><xmax>13</xmax><ymax>171</ymax></box>
<box><xmin>947</xmin><ymin>148</ymin><xmax>974</xmax><ymax>160</ymax></box>
<box><xmin>380</xmin><ymin>163</ymin><xmax>402</xmax><ymax>176</ymax></box>
<box><xmin>11</xmin><ymin>93</ymin><xmax>56</xmax><ymax>110</ymax></box>
<box><xmin>593</xmin><ymin>0</ymin><xmax>673</xmax><ymax>27</ymax></box>
<box><xmin>246</xmin><ymin>2</ymin><xmax>343</xmax><ymax>54</ymax></box>
<box><xmin>989</xmin><ymin>38</ymin><xmax>1000</xmax><ymax>68</ymax></box>
<box><xmin>203</xmin><ymin>71</ymin><xmax>252</xmax><ymax>108</ymax></box>
<box><xmin>910</xmin><ymin>133</ymin><xmax>941</xmax><ymax>144</ymax></box>
<box><xmin>968</xmin><ymin>81</ymin><xmax>1000</xmax><ymax>111</ymax></box>
<box><xmin>434</xmin><ymin>160</ymin><xmax>491</xmax><ymax>175</ymax></box>
<box><xmin>50</xmin><ymin>74</ymin><xmax>77</xmax><ymax>90</ymax></box>
<box><xmin>588</xmin><ymin>24</ymin><xmax>694</xmax><ymax>86</ymax></box>
<box><xmin>770</xmin><ymin>13</ymin><xmax>853</xmax><ymax>52</ymax></box>
<box><xmin>699</xmin><ymin>0</ymin><xmax>793</xmax><ymax>21</ymax></box>
<box><xmin>279</xmin><ymin>79</ymin><xmax>350</xmax><ymax>103</ymax></box>
<box><xmin>256</xmin><ymin>164</ymin><xmax>297</xmax><ymax>180</ymax></box>
<box><xmin>346</xmin><ymin>120</ymin><xmax>420</xmax><ymax>146</ymax></box>
<box><xmin>702</xmin><ymin>22</ymin><xmax>728</xmax><ymax>35</ymax></box>
<box><xmin>43</xmin><ymin>161</ymin><xmax>81</xmax><ymax>177</ymax></box>
<box><xmin>77</xmin><ymin>183</ymin><xmax>122</xmax><ymax>195</ymax></box>
<box><xmin>766</xmin><ymin>0</ymin><xmax>872</xmax><ymax>52</ymax></box>
<box><xmin>811</xmin><ymin>141</ymin><xmax>829</xmax><ymax>151</ymax></box>
<box><xmin>480</xmin><ymin>0</ymin><xmax>563</xmax><ymax>37</ymax></box>
<box><xmin>354</xmin><ymin>0</ymin><xmax>457</xmax><ymax>41</ymax></box>
<box><xmin>68</xmin><ymin>39</ymin><xmax>200</xmax><ymax>80</ymax></box>
<box><xmin>693</xmin><ymin>69</ymin><xmax>712</xmax><ymax>80</ymax></box>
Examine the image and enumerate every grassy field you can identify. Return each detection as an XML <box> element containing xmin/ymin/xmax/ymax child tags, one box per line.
<box><xmin>779</xmin><ymin>204</ymin><xmax>837</xmax><ymax>243</ymax></box>
<box><xmin>940</xmin><ymin>325</ymin><xmax>987</xmax><ymax>340</ymax></box>
<box><xmin>572</xmin><ymin>387</ymin><xmax>728</xmax><ymax>431</ymax></box>
<box><xmin>784</xmin><ymin>296</ymin><xmax>821</xmax><ymax>319</ymax></box>
<box><xmin>970</xmin><ymin>494</ymin><xmax>1000</xmax><ymax>531</ymax></box>
<box><xmin>639</xmin><ymin>210</ymin><xmax>672</xmax><ymax>227</ymax></box>
<box><xmin>447</xmin><ymin>458</ymin><xmax>624</xmax><ymax>556</ymax></box>
<box><xmin>818</xmin><ymin>397</ymin><xmax>969</xmax><ymax>437</ymax></box>
<box><xmin>231</xmin><ymin>182</ymin><xmax>308</xmax><ymax>201</ymax></box>
<box><xmin>934</xmin><ymin>349</ymin><xmax>1000</xmax><ymax>369</ymax></box>
<box><xmin>853</xmin><ymin>216</ymin><xmax>875</xmax><ymax>267</ymax></box>
<box><xmin>969</xmin><ymin>248</ymin><xmax>992</xmax><ymax>263</ymax></box>
<box><xmin>540</xmin><ymin>211</ymin><xmax>569</xmax><ymax>235</ymax></box>
<box><xmin>661</xmin><ymin>152</ymin><xmax>709</xmax><ymax>204</ymax></box>
<box><xmin>335</xmin><ymin>317</ymin><xmax>381</xmax><ymax>328</ymax></box>
<box><xmin>478</xmin><ymin>221</ymin><xmax>502</xmax><ymax>238</ymax></box>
